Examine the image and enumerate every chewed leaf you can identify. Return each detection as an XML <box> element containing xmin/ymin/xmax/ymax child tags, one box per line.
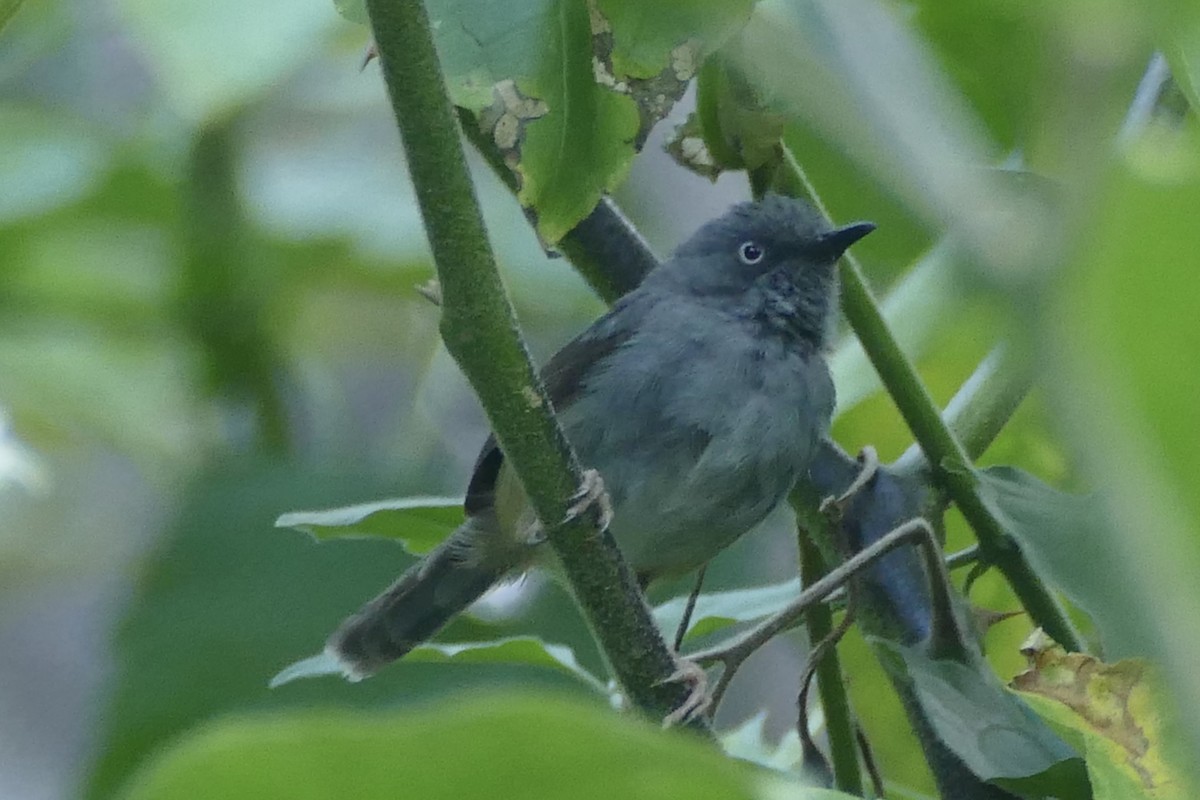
<box><xmin>1012</xmin><ymin>634</ymin><xmax>1190</xmax><ymax>800</ymax></box>
<box><xmin>876</xmin><ymin>639</ymin><xmax>1089</xmax><ymax>799</ymax></box>
<box><xmin>275</xmin><ymin>496</ymin><xmax>463</xmax><ymax>555</ymax></box>
<box><xmin>409</xmin><ymin>637</ymin><xmax>606</xmax><ymax>693</ymax></box>
<box><xmin>654</xmin><ymin>579</ymin><xmax>800</xmax><ymax>644</ymax></box>
<box><xmin>339</xmin><ymin>0</ymin><xmax>754</xmax><ymax>242</ymax></box>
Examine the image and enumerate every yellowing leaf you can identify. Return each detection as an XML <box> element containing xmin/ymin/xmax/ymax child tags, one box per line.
<box><xmin>1012</xmin><ymin>633</ymin><xmax>1188</xmax><ymax>800</ymax></box>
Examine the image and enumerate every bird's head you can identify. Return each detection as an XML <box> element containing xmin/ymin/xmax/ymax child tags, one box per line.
<box><xmin>661</xmin><ymin>194</ymin><xmax>875</xmax><ymax>348</ymax></box>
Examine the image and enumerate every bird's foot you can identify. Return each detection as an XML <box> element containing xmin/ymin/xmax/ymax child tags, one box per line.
<box><xmin>820</xmin><ymin>445</ymin><xmax>879</xmax><ymax>520</ymax></box>
<box><xmin>657</xmin><ymin>659</ymin><xmax>711</xmax><ymax>728</ymax></box>
<box><xmin>563</xmin><ymin>468</ymin><xmax>614</xmax><ymax>531</ymax></box>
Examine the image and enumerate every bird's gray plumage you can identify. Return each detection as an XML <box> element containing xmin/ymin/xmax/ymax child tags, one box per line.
<box><xmin>328</xmin><ymin>194</ymin><xmax>873</xmax><ymax>677</ymax></box>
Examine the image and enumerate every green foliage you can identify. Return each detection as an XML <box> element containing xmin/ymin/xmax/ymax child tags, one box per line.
<box><xmin>6</xmin><ymin>0</ymin><xmax>1200</xmax><ymax>797</ymax></box>
<box><xmin>1013</xmin><ymin>637</ymin><xmax>1191</xmax><ymax>800</ymax></box>
<box><xmin>967</xmin><ymin>466</ymin><xmax>1121</xmax><ymax>652</ymax></box>
<box><xmin>0</xmin><ymin>0</ymin><xmax>23</xmax><ymax>32</ymax></box>
<box><xmin>877</xmin><ymin>640</ymin><xmax>1089</xmax><ymax>799</ymax></box>
<box><xmin>276</xmin><ymin>496</ymin><xmax>464</xmax><ymax>553</ymax></box>
<box><xmin>655</xmin><ymin>578</ymin><xmax>800</xmax><ymax>644</ymax></box>
<box><xmin>119</xmin><ymin>694</ymin><xmax>852</xmax><ymax>800</ymax></box>
<box><xmin>84</xmin><ymin>464</ymin><xmax>599</xmax><ymax>799</ymax></box>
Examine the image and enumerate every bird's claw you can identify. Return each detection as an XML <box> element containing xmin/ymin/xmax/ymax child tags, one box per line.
<box><xmin>657</xmin><ymin>659</ymin><xmax>711</xmax><ymax>728</ymax></box>
<box><xmin>563</xmin><ymin>468</ymin><xmax>614</xmax><ymax>531</ymax></box>
<box><xmin>820</xmin><ymin>445</ymin><xmax>879</xmax><ymax>520</ymax></box>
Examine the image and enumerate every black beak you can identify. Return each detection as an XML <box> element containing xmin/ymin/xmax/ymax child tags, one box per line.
<box><xmin>815</xmin><ymin>221</ymin><xmax>875</xmax><ymax>261</ymax></box>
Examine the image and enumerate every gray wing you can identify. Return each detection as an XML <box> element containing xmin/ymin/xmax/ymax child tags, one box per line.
<box><xmin>462</xmin><ymin>292</ymin><xmax>650</xmax><ymax>516</ymax></box>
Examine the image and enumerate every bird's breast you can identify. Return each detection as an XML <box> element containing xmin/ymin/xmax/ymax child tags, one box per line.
<box><xmin>557</xmin><ymin>307</ymin><xmax>832</xmax><ymax>577</ymax></box>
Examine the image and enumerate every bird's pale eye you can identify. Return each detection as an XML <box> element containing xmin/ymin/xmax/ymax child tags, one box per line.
<box><xmin>738</xmin><ymin>241</ymin><xmax>765</xmax><ymax>265</ymax></box>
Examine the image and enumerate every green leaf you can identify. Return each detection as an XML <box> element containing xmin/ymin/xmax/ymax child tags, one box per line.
<box><xmin>906</xmin><ymin>1</ymin><xmax>1043</xmax><ymax>147</ymax></box>
<box><xmin>271</xmin><ymin>636</ymin><xmax>605</xmax><ymax>693</ymax></box>
<box><xmin>407</xmin><ymin>637</ymin><xmax>606</xmax><ymax>692</ymax></box>
<box><xmin>876</xmin><ymin>640</ymin><xmax>1089</xmax><ymax>799</ymax></box>
<box><xmin>722</xmin><ymin>0</ymin><xmax>999</xmax><ymax>236</ymax></box>
<box><xmin>383</xmin><ymin>0</ymin><xmax>750</xmax><ymax>243</ymax></box>
<box><xmin>1013</xmin><ymin>636</ymin><xmax>1190</xmax><ymax>800</ymax></box>
<box><xmin>0</xmin><ymin>0</ymin><xmax>25</xmax><ymax>40</ymax></box>
<box><xmin>1047</xmin><ymin>132</ymin><xmax>1200</xmax><ymax>764</ymax></box>
<box><xmin>960</xmin><ymin>465</ymin><xmax>1123</xmax><ymax>648</ymax></box>
<box><xmin>719</xmin><ymin>710</ymin><xmax>805</xmax><ymax>773</ymax></box>
<box><xmin>1163</xmin><ymin>19</ymin><xmax>1200</xmax><ymax>114</ymax></box>
<box><xmin>275</xmin><ymin>496</ymin><xmax>464</xmax><ymax>554</ymax></box>
<box><xmin>85</xmin><ymin>465</ymin><xmax>594</xmax><ymax>800</ymax></box>
<box><xmin>591</xmin><ymin>0</ymin><xmax>754</xmax><ymax>147</ymax></box>
<box><xmin>332</xmin><ymin>0</ymin><xmax>367</xmax><ymax>25</ymax></box>
<box><xmin>120</xmin><ymin>694</ymin><xmax>768</xmax><ymax>800</ymax></box>
<box><xmin>593</xmin><ymin>0</ymin><xmax>752</xmax><ymax>81</ymax></box>
<box><xmin>428</xmin><ymin>0</ymin><xmax>639</xmax><ymax>244</ymax></box>
<box><xmin>654</xmin><ymin>579</ymin><xmax>800</xmax><ymax>644</ymax></box>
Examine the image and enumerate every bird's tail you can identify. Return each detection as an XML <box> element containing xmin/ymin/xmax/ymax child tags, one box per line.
<box><xmin>326</xmin><ymin>522</ymin><xmax>506</xmax><ymax>679</ymax></box>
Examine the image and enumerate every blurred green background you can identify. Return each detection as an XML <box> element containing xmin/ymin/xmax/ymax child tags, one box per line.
<box><xmin>2</xmin><ymin>0</ymin><xmax>1199</xmax><ymax>798</ymax></box>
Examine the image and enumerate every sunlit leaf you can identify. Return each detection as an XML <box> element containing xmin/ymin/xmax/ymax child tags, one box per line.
<box><xmin>276</xmin><ymin>496</ymin><xmax>463</xmax><ymax>555</ymax></box>
<box><xmin>876</xmin><ymin>640</ymin><xmax>1089</xmax><ymax>799</ymax></box>
<box><xmin>1012</xmin><ymin>633</ymin><xmax>1190</xmax><ymax>800</ymax></box>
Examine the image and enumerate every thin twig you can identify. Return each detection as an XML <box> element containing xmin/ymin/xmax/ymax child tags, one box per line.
<box><xmin>674</xmin><ymin>564</ymin><xmax>708</xmax><ymax>652</ymax></box>
<box><xmin>693</xmin><ymin>518</ymin><xmax>942</xmax><ymax>711</ymax></box>
<box><xmin>796</xmin><ymin>598</ymin><xmax>858</xmax><ymax>784</ymax></box>
<box><xmin>856</xmin><ymin>725</ymin><xmax>886</xmax><ymax>799</ymax></box>
<box><xmin>945</xmin><ymin>545</ymin><xmax>981</xmax><ymax>571</ymax></box>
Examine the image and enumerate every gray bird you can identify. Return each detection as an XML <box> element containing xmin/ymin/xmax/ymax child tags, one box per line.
<box><xmin>328</xmin><ymin>194</ymin><xmax>873</xmax><ymax>679</ymax></box>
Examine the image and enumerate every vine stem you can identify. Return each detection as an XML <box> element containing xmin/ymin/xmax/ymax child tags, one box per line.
<box><xmin>798</xmin><ymin>537</ymin><xmax>861</xmax><ymax>794</ymax></box>
<box><xmin>363</xmin><ymin>0</ymin><xmax>709</xmax><ymax>731</ymax></box>
<box><xmin>775</xmin><ymin>145</ymin><xmax>1084</xmax><ymax>653</ymax></box>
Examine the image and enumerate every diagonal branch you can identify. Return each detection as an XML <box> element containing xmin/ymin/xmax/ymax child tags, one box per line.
<box><xmin>364</xmin><ymin>0</ymin><xmax>706</xmax><ymax>731</ymax></box>
<box><xmin>774</xmin><ymin>145</ymin><xmax>1084</xmax><ymax>653</ymax></box>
